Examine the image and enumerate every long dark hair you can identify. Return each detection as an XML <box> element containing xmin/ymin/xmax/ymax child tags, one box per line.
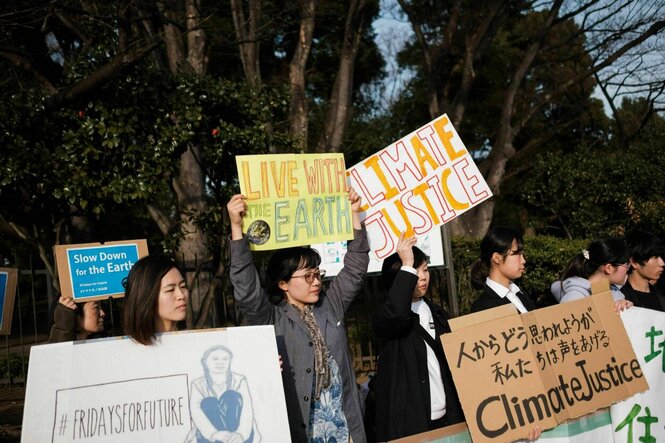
<box><xmin>560</xmin><ymin>238</ymin><xmax>628</xmax><ymax>280</ymax></box>
<box><xmin>122</xmin><ymin>255</ymin><xmax>181</xmax><ymax>345</ymax></box>
<box><xmin>266</xmin><ymin>247</ymin><xmax>321</xmax><ymax>301</ymax></box>
<box><xmin>470</xmin><ymin>226</ymin><xmax>524</xmax><ymax>290</ymax></box>
<box><xmin>381</xmin><ymin>246</ymin><xmax>429</xmax><ymax>291</ymax></box>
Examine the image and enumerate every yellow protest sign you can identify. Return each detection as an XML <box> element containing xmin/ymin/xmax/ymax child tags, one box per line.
<box><xmin>236</xmin><ymin>154</ymin><xmax>353</xmax><ymax>250</ymax></box>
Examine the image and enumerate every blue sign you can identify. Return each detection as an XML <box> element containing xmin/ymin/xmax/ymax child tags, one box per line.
<box><xmin>0</xmin><ymin>272</ymin><xmax>7</xmax><ymax>329</ymax></box>
<box><xmin>67</xmin><ymin>244</ymin><xmax>140</xmax><ymax>300</ymax></box>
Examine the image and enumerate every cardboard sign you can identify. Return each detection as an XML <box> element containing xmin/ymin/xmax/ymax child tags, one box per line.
<box><xmin>347</xmin><ymin>114</ymin><xmax>492</xmax><ymax>259</ymax></box>
<box><xmin>441</xmin><ymin>284</ymin><xmax>648</xmax><ymax>443</ymax></box>
<box><xmin>611</xmin><ymin>307</ymin><xmax>665</xmax><ymax>442</ymax></box>
<box><xmin>55</xmin><ymin>240</ymin><xmax>148</xmax><ymax>302</ymax></box>
<box><xmin>22</xmin><ymin>326</ymin><xmax>290</xmax><ymax>442</ymax></box>
<box><xmin>311</xmin><ymin>225</ymin><xmax>445</xmax><ymax>276</ymax></box>
<box><xmin>236</xmin><ymin>153</ymin><xmax>352</xmax><ymax>250</ymax></box>
<box><xmin>0</xmin><ymin>268</ymin><xmax>18</xmax><ymax>335</ymax></box>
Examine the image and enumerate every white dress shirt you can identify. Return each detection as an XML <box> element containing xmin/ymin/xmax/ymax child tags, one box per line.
<box><xmin>486</xmin><ymin>277</ymin><xmax>528</xmax><ymax>313</ymax></box>
<box><xmin>402</xmin><ymin>266</ymin><xmax>447</xmax><ymax>420</ymax></box>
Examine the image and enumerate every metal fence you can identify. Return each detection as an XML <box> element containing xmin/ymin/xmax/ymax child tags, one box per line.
<box><xmin>0</xmin><ymin>263</ymin><xmax>375</xmax><ymax>389</ymax></box>
<box><xmin>0</xmin><ymin>255</ymin><xmax>457</xmax><ymax>391</ymax></box>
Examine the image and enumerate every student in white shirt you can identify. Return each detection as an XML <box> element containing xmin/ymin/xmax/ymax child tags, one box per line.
<box><xmin>470</xmin><ymin>226</ymin><xmax>536</xmax><ymax>313</ymax></box>
<box><xmin>371</xmin><ymin>234</ymin><xmax>464</xmax><ymax>441</ymax></box>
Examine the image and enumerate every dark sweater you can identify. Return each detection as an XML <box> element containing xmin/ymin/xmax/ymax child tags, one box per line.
<box><xmin>621</xmin><ymin>281</ymin><xmax>665</xmax><ymax>312</ymax></box>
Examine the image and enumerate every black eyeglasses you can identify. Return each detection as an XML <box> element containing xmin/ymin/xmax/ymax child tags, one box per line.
<box><xmin>291</xmin><ymin>270</ymin><xmax>326</xmax><ymax>284</ymax></box>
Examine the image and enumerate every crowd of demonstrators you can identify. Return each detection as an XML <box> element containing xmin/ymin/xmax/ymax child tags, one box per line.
<box><xmin>227</xmin><ymin>189</ymin><xmax>369</xmax><ymax>443</ymax></box>
<box><xmin>45</xmin><ymin>199</ymin><xmax>664</xmax><ymax>442</ymax></box>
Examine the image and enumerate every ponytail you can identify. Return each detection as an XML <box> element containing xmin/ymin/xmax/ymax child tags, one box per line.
<box><xmin>560</xmin><ymin>237</ymin><xmax>628</xmax><ymax>281</ymax></box>
<box><xmin>470</xmin><ymin>226</ymin><xmax>523</xmax><ymax>290</ymax></box>
<box><xmin>470</xmin><ymin>258</ymin><xmax>489</xmax><ymax>290</ymax></box>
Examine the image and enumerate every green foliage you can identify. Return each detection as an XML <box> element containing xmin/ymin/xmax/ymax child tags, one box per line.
<box><xmin>0</xmin><ymin>62</ymin><xmax>294</xmax><ymax>255</ymax></box>
<box><xmin>515</xmin><ymin>113</ymin><xmax>665</xmax><ymax>239</ymax></box>
<box><xmin>451</xmin><ymin>235</ymin><xmax>588</xmax><ymax>315</ymax></box>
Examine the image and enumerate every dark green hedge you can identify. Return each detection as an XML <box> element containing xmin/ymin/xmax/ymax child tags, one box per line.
<box><xmin>451</xmin><ymin>235</ymin><xmax>588</xmax><ymax>315</ymax></box>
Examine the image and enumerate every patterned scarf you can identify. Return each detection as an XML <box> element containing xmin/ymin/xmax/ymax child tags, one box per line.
<box><xmin>290</xmin><ymin>303</ymin><xmax>331</xmax><ymax>399</ymax></box>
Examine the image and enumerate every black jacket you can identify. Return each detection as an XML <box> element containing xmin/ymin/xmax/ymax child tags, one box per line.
<box><xmin>470</xmin><ymin>283</ymin><xmax>536</xmax><ymax>313</ymax></box>
<box><xmin>371</xmin><ymin>271</ymin><xmax>464</xmax><ymax>441</ymax></box>
<box><xmin>621</xmin><ymin>281</ymin><xmax>665</xmax><ymax>312</ymax></box>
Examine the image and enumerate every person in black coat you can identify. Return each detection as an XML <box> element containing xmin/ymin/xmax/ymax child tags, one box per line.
<box><xmin>621</xmin><ymin>230</ymin><xmax>665</xmax><ymax>311</ymax></box>
<box><xmin>470</xmin><ymin>226</ymin><xmax>536</xmax><ymax>313</ymax></box>
<box><xmin>371</xmin><ymin>234</ymin><xmax>464</xmax><ymax>442</ymax></box>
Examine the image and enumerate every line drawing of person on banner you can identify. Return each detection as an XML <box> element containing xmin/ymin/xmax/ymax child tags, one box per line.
<box><xmin>186</xmin><ymin>345</ymin><xmax>261</xmax><ymax>443</ymax></box>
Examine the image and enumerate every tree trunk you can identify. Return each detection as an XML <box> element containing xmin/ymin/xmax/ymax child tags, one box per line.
<box><xmin>157</xmin><ymin>0</ymin><xmax>186</xmax><ymax>75</ymax></box>
<box><xmin>449</xmin><ymin>0</ymin><xmax>507</xmax><ymax>128</ymax></box>
<box><xmin>396</xmin><ymin>0</ymin><xmax>443</xmax><ymax>117</ymax></box>
<box><xmin>172</xmin><ymin>144</ymin><xmax>212</xmax><ymax>327</ymax></box>
<box><xmin>155</xmin><ymin>0</ymin><xmax>213</xmax><ymax>327</ymax></box>
<box><xmin>186</xmin><ymin>0</ymin><xmax>208</xmax><ymax>74</ymax></box>
<box><xmin>448</xmin><ymin>0</ymin><xmax>563</xmax><ymax>238</ymax></box>
<box><xmin>231</xmin><ymin>0</ymin><xmax>261</xmax><ymax>88</ymax></box>
<box><xmin>316</xmin><ymin>0</ymin><xmax>367</xmax><ymax>152</ymax></box>
<box><xmin>289</xmin><ymin>0</ymin><xmax>316</xmax><ymax>150</ymax></box>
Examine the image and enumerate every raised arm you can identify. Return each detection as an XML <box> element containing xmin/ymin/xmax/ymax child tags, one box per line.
<box><xmin>373</xmin><ymin>234</ymin><xmax>419</xmax><ymax>338</ymax></box>
<box><xmin>227</xmin><ymin>194</ymin><xmax>273</xmax><ymax>325</ymax></box>
<box><xmin>325</xmin><ymin>188</ymin><xmax>370</xmax><ymax>316</ymax></box>
<box><xmin>47</xmin><ymin>297</ymin><xmax>78</xmax><ymax>343</ymax></box>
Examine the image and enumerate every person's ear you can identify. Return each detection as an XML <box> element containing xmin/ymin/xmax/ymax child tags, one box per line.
<box><xmin>491</xmin><ymin>252</ymin><xmax>503</xmax><ymax>266</ymax></box>
<box><xmin>629</xmin><ymin>257</ymin><xmax>640</xmax><ymax>268</ymax></box>
<box><xmin>278</xmin><ymin>280</ymin><xmax>289</xmax><ymax>291</ymax></box>
<box><xmin>600</xmin><ymin>263</ymin><xmax>613</xmax><ymax>275</ymax></box>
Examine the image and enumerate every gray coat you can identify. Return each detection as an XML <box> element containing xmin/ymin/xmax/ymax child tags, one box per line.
<box><xmin>229</xmin><ymin>228</ymin><xmax>370</xmax><ymax>443</ymax></box>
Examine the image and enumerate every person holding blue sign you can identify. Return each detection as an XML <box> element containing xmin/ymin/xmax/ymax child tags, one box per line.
<box><xmin>227</xmin><ymin>188</ymin><xmax>369</xmax><ymax>443</ymax></box>
<box><xmin>122</xmin><ymin>255</ymin><xmax>188</xmax><ymax>345</ymax></box>
<box><xmin>48</xmin><ymin>296</ymin><xmax>106</xmax><ymax>343</ymax></box>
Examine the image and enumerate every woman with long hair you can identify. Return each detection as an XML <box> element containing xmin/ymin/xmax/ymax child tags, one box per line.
<box><xmin>551</xmin><ymin>238</ymin><xmax>632</xmax><ymax>311</ymax></box>
<box><xmin>122</xmin><ymin>255</ymin><xmax>188</xmax><ymax>345</ymax></box>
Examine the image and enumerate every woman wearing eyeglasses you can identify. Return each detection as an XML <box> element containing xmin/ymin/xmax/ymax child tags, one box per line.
<box><xmin>551</xmin><ymin>238</ymin><xmax>632</xmax><ymax>311</ymax></box>
<box><xmin>226</xmin><ymin>188</ymin><xmax>369</xmax><ymax>443</ymax></box>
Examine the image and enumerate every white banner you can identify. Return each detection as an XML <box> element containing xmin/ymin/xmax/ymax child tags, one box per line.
<box><xmin>611</xmin><ymin>307</ymin><xmax>665</xmax><ymax>443</ymax></box>
<box><xmin>22</xmin><ymin>326</ymin><xmax>290</xmax><ymax>442</ymax></box>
